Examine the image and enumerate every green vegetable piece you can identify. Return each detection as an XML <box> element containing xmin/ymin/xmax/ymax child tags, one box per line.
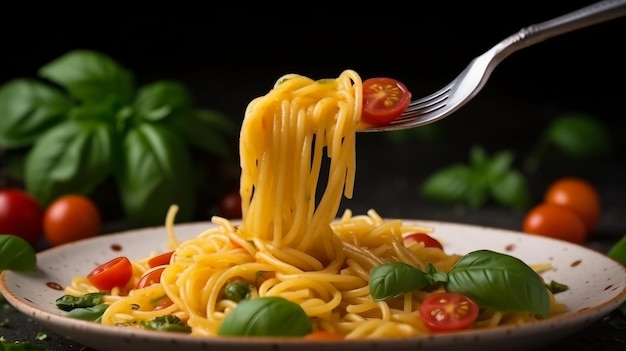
<box><xmin>38</xmin><ymin>49</ymin><xmax>135</xmax><ymax>105</ymax></box>
<box><xmin>218</xmin><ymin>296</ymin><xmax>312</xmax><ymax>337</ymax></box>
<box><xmin>543</xmin><ymin>114</ymin><xmax>614</xmax><ymax>158</ymax></box>
<box><xmin>447</xmin><ymin>250</ymin><xmax>551</xmax><ymax>318</ymax></box>
<box><xmin>224</xmin><ymin>280</ymin><xmax>253</xmax><ymax>302</ymax></box>
<box><xmin>0</xmin><ymin>340</ymin><xmax>45</xmax><ymax>350</ymax></box>
<box><xmin>118</xmin><ymin>123</ymin><xmax>195</xmax><ymax>227</ymax></box>
<box><xmin>607</xmin><ymin>234</ymin><xmax>626</xmax><ymax>265</ymax></box>
<box><xmin>546</xmin><ymin>280</ymin><xmax>569</xmax><ymax>294</ymax></box>
<box><xmin>66</xmin><ymin>303</ymin><xmax>109</xmax><ymax>322</ymax></box>
<box><xmin>420</xmin><ymin>164</ymin><xmax>473</xmax><ymax>204</ymax></box>
<box><xmin>369</xmin><ymin>262</ymin><xmax>431</xmax><ymax>301</ymax></box>
<box><xmin>141</xmin><ymin>315</ymin><xmax>191</xmax><ymax>333</ymax></box>
<box><xmin>134</xmin><ymin>80</ymin><xmax>193</xmax><ymax>122</ymax></box>
<box><xmin>0</xmin><ymin>235</ymin><xmax>36</xmax><ymax>272</ymax></box>
<box><xmin>24</xmin><ymin>119</ymin><xmax>115</xmax><ymax>206</ymax></box>
<box><xmin>55</xmin><ymin>292</ymin><xmax>106</xmax><ymax>311</ymax></box>
<box><xmin>0</xmin><ymin>78</ymin><xmax>71</xmax><ymax>148</ymax></box>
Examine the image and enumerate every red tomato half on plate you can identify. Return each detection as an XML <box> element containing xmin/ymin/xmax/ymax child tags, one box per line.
<box><xmin>419</xmin><ymin>292</ymin><xmax>479</xmax><ymax>332</ymax></box>
<box><xmin>361</xmin><ymin>77</ymin><xmax>412</xmax><ymax>126</ymax></box>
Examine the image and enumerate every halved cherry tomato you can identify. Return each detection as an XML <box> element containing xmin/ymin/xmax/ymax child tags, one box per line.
<box><xmin>404</xmin><ymin>232</ymin><xmax>444</xmax><ymax>250</ymax></box>
<box><xmin>136</xmin><ymin>267</ymin><xmax>166</xmax><ymax>289</ymax></box>
<box><xmin>147</xmin><ymin>251</ymin><xmax>174</xmax><ymax>268</ymax></box>
<box><xmin>522</xmin><ymin>203</ymin><xmax>586</xmax><ymax>244</ymax></box>
<box><xmin>419</xmin><ymin>292</ymin><xmax>479</xmax><ymax>332</ymax></box>
<box><xmin>361</xmin><ymin>77</ymin><xmax>412</xmax><ymax>126</ymax></box>
<box><xmin>87</xmin><ymin>256</ymin><xmax>133</xmax><ymax>291</ymax></box>
<box><xmin>303</xmin><ymin>331</ymin><xmax>344</xmax><ymax>340</ymax></box>
<box><xmin>544</xmin><ymin>177</ymin><xmax>600</xmax><ymax>234</ymax></box>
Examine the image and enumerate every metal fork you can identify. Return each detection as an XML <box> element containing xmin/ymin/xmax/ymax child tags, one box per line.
<box><xmin>362</xmin><ymin>0</ymin><xmax>626</xmax><ymax>132</ymax></box>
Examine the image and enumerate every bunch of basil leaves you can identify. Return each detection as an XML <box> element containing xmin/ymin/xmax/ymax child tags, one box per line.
<box><xmin>0</xmin><ymin>50</ymin><xmax>237</xmax><ymax>227</ymax></box>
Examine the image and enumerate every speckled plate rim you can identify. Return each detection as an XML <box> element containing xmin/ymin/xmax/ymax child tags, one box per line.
<box><xmin>1</xmin><ymin>220</ymin><xmax>625</xmax><ymax>351</ymax></box>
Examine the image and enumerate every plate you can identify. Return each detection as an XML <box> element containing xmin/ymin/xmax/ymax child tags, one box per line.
<box><xmin>1</xmin><ymin>220</ymin><xmax>625</xmax><ymax>351</ymax></box>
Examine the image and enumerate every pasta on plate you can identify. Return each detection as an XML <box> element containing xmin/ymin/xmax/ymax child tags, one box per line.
<box><xmin>62</xmin><ymin>70</ymin><xmax>565</xmax><ymax>339</ymax></box>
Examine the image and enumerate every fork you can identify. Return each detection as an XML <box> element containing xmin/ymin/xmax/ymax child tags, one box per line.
<box><xmin>362</xmin><ymin>0</ymin><xmax>626</xmax><ymax>132</ymax></box>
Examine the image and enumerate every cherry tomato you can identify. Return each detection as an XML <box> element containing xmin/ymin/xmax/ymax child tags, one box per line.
<box><xmin>361</xmin><ymin>77</ymin><xmax>412</xmax><ymax>126</ymax></box>
<box><xmin>87</xmin><ymin>256</ymin><xmax>133</xmax><ymax>291</ymax></box>
<box><xmin>418</xmin><ymin>292</ymin><xmax>479</xmax><ymax>332</ymax></box>
<box><xmin>218</xmin><ymin>190</ymin><xmax>242</xmax><ymax>219</ymax></box>
<box><xmin>43</xmin><ymin>194</ymin><xmax>102</xmax><ymax>246</ymax></box>
<box><xmin>136</xmin><ymin>267</ymin><xmax>166</xmax><ymax>289</ymax></box>
<box><xmin>147</xmin><ymin>251</ymin><xmax>174</xmax><ymax>268</ymax></box>
<box><xmin>0</xmin><ymin>189</ymin><xmax>44</xmax><ymax>247</ymax></box>
<box><xmin>404</xmin><ymin>232</ymin><xmax>444</xmax><ymax>250</ymax></box>
<box><xmin>522</xmin><ymin>203</ymin><xmax>586</xmax><ymax>244</ymax></box>
<box><xmin>544</xmin><ymin>177</ymin><xmax>600</xmax><ymax>234</ymax></box>
<box><xmin>303</xmin><ymin>331</ymin><xmax>344</xmax><ymax>340</ymax></box>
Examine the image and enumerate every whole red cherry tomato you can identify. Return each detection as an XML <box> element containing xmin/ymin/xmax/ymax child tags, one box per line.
<box><xmin>522</xmin><ymin>203</ymin><xmax>586</xmax><ymax>244</ymax></box>
<box><xmin>0</xmin><ymin>189</ymin><xmax>44</xmax><ymax>247</ymax></box>
<box><xmin>544</xmin><ymin>177</ymin><xmax>601</xmax><ymax>234</ymax></box>
<box><xmin>43</xmin><ymin>194</ymin><xmax>102</xmax><ymax>246</ymax></box>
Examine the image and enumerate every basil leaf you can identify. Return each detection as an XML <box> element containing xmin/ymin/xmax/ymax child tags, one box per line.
<box><xmin>38</xmin><ymin>49</ymin><xmax>135</xmax><ymax>105</ymax></box>
<box><xmin>218</xmin><ymin>296</ymin><xmax>312</xmax><ymax>337</ymax></box>
<box><xmin>141</xmin><ymin>315</ymin><xmax>191</xmax><ymax>333</ymax></box>
<box><xmin>118</xmin><ymin>123</ymin><xmax>195</xmax><ymax>227</ymax></box>
<box><xmin>166</xmin><ymin>109</ymin><xmax>237</xmax><ymax>160</ymax></box>
<box><xmin>607</xmin><ymin>234</ymin><xmax>626</xmax><ymax>265</ymax></box>
<box><xmin>55</xmin><ymin>292</ymin><xmax>106</xmax><ymax>311</ymax></box>
<box><xmin>369</xmin><ymin>262</ymin><xmax>430</xmax><ymax>301</ymax></box>
<box><xmin>0</xmin><ymin>79</ymin><xmax>70</xmax><ymax>148</ymax></box>
<box><xmin>544</xmin><ymin>114</ymin><xmax>614</xmax><ymax>158</ymax></box>
<box><xmin>0</xmin><ymin>235</ymin><xmax>36</xmax><ymax>272</ymax></box>
<box><xmin>66</xmin><ymin>303</ymin><xmax>109</xmax><ymax>322</ymax></box>
<box><xmin>489</xmin><ymin>170</ymin><xmax>530</xmax><ymax>210</ymax></box>
<box><xmin>447</xmin><ymin>250</ymin><xmax>550</xmax><ymax>318</ymax></box>
<box><xmin>24</xmin><ymin>119</ymin><xmax>115</xmax><ymax>205</ymax></box>
<box><xmin>420</xmin><ymin>164</ymin><xmax>472</xmax><ymax>204</ymax></box>
<box><xmin>134</xmin><ymin>80</ymin><xmax>193</xmax><ymax>122</ymax></box>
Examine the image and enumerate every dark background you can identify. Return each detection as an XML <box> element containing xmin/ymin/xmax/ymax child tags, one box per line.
<box><xmin>1</xmin><ymin>1</ymin><xmax>625</xmax><ymax>232</ymax></box>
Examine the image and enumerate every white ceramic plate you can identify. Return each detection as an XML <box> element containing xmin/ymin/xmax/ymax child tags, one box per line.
<box><xmin>1</xmin><ymin>220</ymin><xmax>625</xmax><ymax>351</ymax></box>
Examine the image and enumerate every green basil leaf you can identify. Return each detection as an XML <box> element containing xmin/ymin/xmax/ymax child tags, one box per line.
<box><xmin>167</xmin><ymin>109</ymin><xmax>237</xmax><ymax>159</ymax></box>
<box><xmin>38</xmin><ymin>49</ymin><xmax>135</xmax><ymax>105</ymax></box>
<box><xmin>218</xmin><ymin>296</ymin><xmax>312</xmax><ymax>337</ymax></box>
<box><xmin>66</xmin><ymin>303</ymin><xmax>109</xmax><ymax>322</ymax></box>
<box><xmin>55</xmin><ymin>292</ymin><xmax>106</xmax><ymax>311</ymax></box>
<box><xmin>420</xmin><ymin>164</ymin><xmax>472</xmax><ymax>204</ymax></box>
<box><xmin>0</xmin><ymin>235</ymin><xmax>37</xmax><ymax>272</ymax></box>
<box><xmin>485</xmin><ymin>150</ymin><xmax>514</xmax><ymax>181</ymax></box>
<box><xmin>134</xmin><ymin>80</ymin><xmax>193</xmax><ymax>122</ymax></box>
<box><xmin>118</xmin><ymin>123</ymin><xmax>195</xmax><ymax>227</ymax></box>
<box><xmin>0</xmin><ymin>79</ymin><xmax>70</xmax><ymax>148</ymax></box>
<box><xmin>544</xmin><ymin>114</ymin><xmax>614</xmax><ymax>158</ymax></box>
<box><xmin>369</xmin><ymin>262</ymin><xmax>430</xmax><ymax>301</ymax></box>
<box><xmin>24</xmin><ymin>119</ymin><xmax>115</xmax><ymax>205</ymax></box>
<box><xmin>141</xmin><ymin>315</ymin><xmax>191</xmax><ymax>333</ymax></box>
<box><xmin>607</xmin><ymin>233</ymin><xmax>626</xmax><ymax>265</ymax></box>
<box><xmin>447</xmin><ymin>250</ymin><xmax>550</xmax><ymax>318</ymax></box>
<box><xmin>489</xmin><ymin>170</ymin><xmax>530</xmax><ymax>210</ymax></box>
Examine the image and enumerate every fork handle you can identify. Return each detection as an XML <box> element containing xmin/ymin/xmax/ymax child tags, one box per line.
<box><xmin>497</xmin><ymin>0</ymin><xmax>626</xmax><ymax>57</ymax></box>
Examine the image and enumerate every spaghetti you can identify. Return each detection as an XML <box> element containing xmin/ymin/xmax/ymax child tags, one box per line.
<box><xmin>63</xmin><ymin>70</ymin><xmax>565</xmax><ymax>338</ymax></box>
